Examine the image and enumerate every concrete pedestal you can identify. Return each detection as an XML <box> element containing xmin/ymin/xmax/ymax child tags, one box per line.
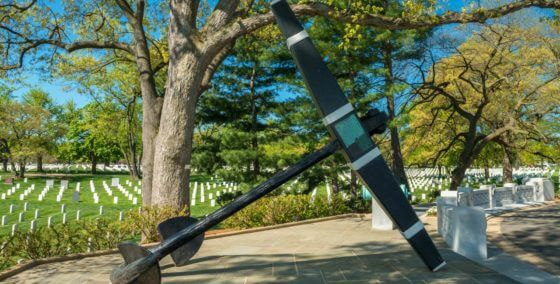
<box><xmin>371</xmin><ymin>197</ymin><xmax>395</xmax><ymax>230</ymax></box>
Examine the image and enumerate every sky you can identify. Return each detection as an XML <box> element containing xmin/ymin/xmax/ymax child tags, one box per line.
<box><xmin>10</xmin><ymin>0</ymin><xmax>556</xmax><ymax>108</ymax></box>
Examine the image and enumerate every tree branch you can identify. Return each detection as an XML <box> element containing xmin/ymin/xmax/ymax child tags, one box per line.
<box><xmin>210</xmin><ymin>0</ymin><xmax>560</xmax><ymax>48</ymax></box>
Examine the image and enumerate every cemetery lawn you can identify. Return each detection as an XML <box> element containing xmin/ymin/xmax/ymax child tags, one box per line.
<box><xmin>0</xmin><ymin>173</ymin><xmax>229</xmax><ymax>236</ymax></box>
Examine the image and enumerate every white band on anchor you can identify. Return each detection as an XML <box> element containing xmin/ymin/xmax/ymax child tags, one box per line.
<box><xmin>432</xmin><ymin>261</ymin><xmax>447</xmax><ymax>272</ymax></box>
<box><xmin>286</xmin><ymin>30</ymin><xmax>309</xmax><ymax>50</ymax></box>
<box><xmin>402</xmin><ymin>220</ymin><xmax>424</xmax><ymax>239</ymax></box>
<box><xmin>322</xmin><ymin>103</ymin><xmax>353</xmax><ymax>126</ymax></box>
<box><xmin>351</xmin><ymin>148</ymin><xmax>381</xmax><ymax>171</ymax></box>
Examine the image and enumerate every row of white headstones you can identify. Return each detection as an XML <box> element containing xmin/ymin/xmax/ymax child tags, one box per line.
<box><xmin>6</xmin><ymin>164</ymin><xmax>132</xmax><ymax>172</ymax></box>
<box><xmin>0</xmin><ymin>178</ymin><xmax>142</xmax><ymax>205</ymax></box>
<box><xmin>406</xmin><ymin>167</ymin><xmax>555</xmax><ymax>200</ymax></box>
<box><xmin>0</xmin><ymin>178</ymin><xmax>143</xmax><ymax>235</ymax></box>
<box><xmin>190</xmin><ymin>181</ymin><xmax>239</xmax><ymax>207</ymax></box>
<box><xmin>1</xmin><ymin>203</ymin><xmax>128</xmax><ymax>236</ymax></box>
<box><xmin>1</xmin><ymin>178</ymin><xmax>240</xmax><ymax>234</ymax></box>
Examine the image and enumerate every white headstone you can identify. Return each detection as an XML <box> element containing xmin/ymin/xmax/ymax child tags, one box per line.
<box><xmin>113</xmin><ymin>196</ymin><xmax>118</xmax><ymax>204</ymax></box>
<box><xmin>23</xmin><ymin>202</ymin><xmax>28</xmax><ymax>211</ymax></box>
<box><xmin>99</xmin><ymin>206</ymin><xmax>104</xmax><ymax>215</ymax></box>
<box><xmin>18</xmin><ymin>212</ymin><xmax>24</xmax><ymax>223</ymax></box>
<box><xmin>1</xmin><ymin>216</ymin><xmax>6</xmax><ymax>226</ymax></box>
<box><xmin>76</xmin><ymin>210</ymin><xmax>81</xmax><ymax>220</ymax></box>
<box><xmin>46</xmin><ymin>180</ymin><xmax>54</xmax><ymax>187</ymax></box>
<box><xmin>111</xmin><ymin>178</ymin><xmax>120</xmax><ymax>187</ymax></box>
<box><xmin>62</xmin><ymin>213</ymin><xmax>67</xmax><ymax>224</ymax></box>
<box><xmin>210</xmin><ymin>199</ymin><xmax>216</xmax><ymax>207</ymax></box>
<box><xmin>47</xmin><ymin>216</ymin><xmax>53</xmax><ymax>227</ymax></box>
<box><xmin>61</xmin><ymin>204</ymin><xmax>66</xmax><ymax>213</ymax></box>
<box><xmin>34</xmin><ymin>209</ymin><xmax>39</xmax><ymax>219</ymax></box>
<box><xmin>11</xmin><ymin>224</ymin><xmax>17</xmax><ymax>235</ymax></box>
<box><xmin>119</xmin><ymin>211</ymin><xmax>124</xmax><ymax>221</ymax></box>
<box><xmin>30</xmin><ymin>220</ymin><xmax>36</xmax><ymax>231</ymax></box>
<box><xmin>72</xmin><ymin>191</ymin><xmax>80</xmax><ymax>202</ymax></box>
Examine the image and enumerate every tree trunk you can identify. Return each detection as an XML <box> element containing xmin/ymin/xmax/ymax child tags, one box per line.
<box><xmin>382</xmin><ymin>42</ymin><xmax>410</xmax><ymax>192</ymax></box>
<box><xmin>2</xmin><ymin>159</ymin><xmax>7</xmax><ymax>172</ymax></box>
<box><xmin>10</xmin><ymin>159</ymin><xmax>18</xmax><ymax>177</ymax></box>
<box><xmin>450</xmin><ymin>161</ymin><xmax>468</xmax><ymax>191</ymax></box>
<box><xmin>150</xmin><ymin>48</ymin><xmax>205</xmax><ymax>209</ymax></box>
<box><xmin>128</xmin><ymin>12</ymin><xmax>163</xmax><ymax>206</ymax></box>
<box><xmin>18</xmin><ymin>160</ymin><xmax>26</xmax><ymax>178</ymax></box>
<box><xmin>36</xmin><ymin>154</ymin><xmax>43</xmax><ymax>173</ymax></box>
<box><xmin>330</xmin><ymin>173</ymin><xmax>340</xmax><ymax>195</ymax></box>
<box><xmin>502</xmin><ymin>148</ymin><xmax>514</xmax><ymax>183</ymax></box>
<box><xmin>350</xmin><ymin>170</ymin><xmax>358</xmax><ymax>198</ymax></box>
<box><xmin>151</xmin><ymin>65</ymin><xmax>201</xmax><ymax>208</ymax></box>
<box><xmin>91</xmin><ymin>152</ymin><xmax>97</xmax><ymax>175</ymax></box>
<box><xmin>125</xmin><ymin>97</ymin><xmax>141</xmax><ymax>180</ymax></box>
<box><xmin>449</xmin><ymin>134</ymin><xmax>485</xmax><ymax>190</ymax></box>
<box><xmin>484</xmin><ymin>161</ymin><xmax>490</xmax><ymax>181</ymax></box>
<box><xmin>249</xmin><ymin>63</ymin><xmax>260</xmax><ymax>179</ymax></box>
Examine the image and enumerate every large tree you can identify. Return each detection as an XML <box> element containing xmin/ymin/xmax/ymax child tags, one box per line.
<box><xmin>0</xmin><ymin>90</ymin><xmax>55</xmax><ymax>178</ymax></box>
<box><xmin>409</xmin><ymin>25</ymin><xmax>560</xmax><ymax>190</ymax></box>
<box><xmin>3</xmin><ymin>0</ymin><xmax>560</xmax><ymax>209</ymax></box>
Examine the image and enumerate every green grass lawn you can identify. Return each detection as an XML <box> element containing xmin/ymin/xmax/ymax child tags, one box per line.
<box><xmin>0</xmin><ymin>172</ymin><xmax>237</xmax><ymax>236</ymax></box>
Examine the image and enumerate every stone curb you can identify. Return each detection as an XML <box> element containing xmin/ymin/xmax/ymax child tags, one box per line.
<box><xmin>486</xmin><ymin>200</ymin><xmax>560</xmax><ymax>275</ymax></box>
<box><xmin>0</xmin><ymin>213</ymin><xmax>365</xmax><ymax>281</ymax></box>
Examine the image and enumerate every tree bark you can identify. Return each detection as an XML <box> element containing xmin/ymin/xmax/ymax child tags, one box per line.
<box><xmin>18</xmin><ymin>160</ymin><xmax>25</xmax><ymax>178</ymax></box>
<box><xmin>150</xmin><ymin>2</ymin><xmax>209</xmax><ymax>209</ymax></box>
<box><xmin>2</xmin><ymin>159</ymin><xmax>7</xmax><ymax>172</ymax></box>
<box><xmin>127</xmin><ymin>13</ymin><xmax>162</xmax><ymax>206</ymax></box>
<box><xmin>36</xmin><ymin>154</ymin><xmax>43</xmax><ymax>173</ymax></box>
<box><xmin>249</xmin><ymin>63</ymin><xmax>260</xmax><ymax>179</ymax></box>
<box><xmin>350</xmin><ymin>170</ymin><xmax>358</xmax><ymax>198</ymax></box>
<box><xmin>150</xmin><ymin>50</ymin><xmax>201</xmax><ymax>209</ymax></box>
<box><xmin>125</xmin><ymin>96</ymin><xmax>141</xmax><ymax>180</ymax></box>
<box><xmin>484</xmin><ymin>160</ymin><xmax>490</xmax><ymax>181</ymax></box>
<box><xmin>502</xmin><ymin>147</ymin><xmax>514</xmax><ymax>183</ymax></box>
<box><xmin>91</xmin><ymin>152</ymin><xmax>97</xmax><ymax>175</ymax></box>
<box><xmin>10</xmin><ymin>159</ymin><xmax>17</xmax><ymax>177</ymax></box>
<box><xmin>330</xmin><ymin>173</ymin><xmax>340</xmax><ymax>195</ymax></box>
<box><xmin>382</xmin><ymin>42</ymin><xmax>410</xmax><ymax>192</ymax></box>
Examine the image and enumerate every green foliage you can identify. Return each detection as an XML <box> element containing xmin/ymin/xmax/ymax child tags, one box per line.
<box><xmin>222</xmin><ymin>194</ymin><xmax>351</xmax><ymax>229</ymax></box>
<box><xmin>57</xmin><ymin>101</ymin><xmax>124</xmax><ymax>166</ymax></box>
<box><xmin>216</xmin><ymin>191</ymin><xmax>243</xmax><ymax>206</ymax></box>
<box><xmin>126</xmin><ymin>205</ymin><xmax>187</xmax><ymax>243</ymax></box>
<box><xmin>344</xmin><ymin>196</ymin><xmax>372</xmax><ymax>213</ymax></box>
<box><xmin>0</xmin><ymin>218</ymin><xmax>135</xmax><ymax>270</ymax></box>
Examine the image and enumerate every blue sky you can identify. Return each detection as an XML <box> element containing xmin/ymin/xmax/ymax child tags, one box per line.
<box><xmin>11</xmin><ymin>1</ymin><xmax>555</xmax><ymax>107</ymax></box>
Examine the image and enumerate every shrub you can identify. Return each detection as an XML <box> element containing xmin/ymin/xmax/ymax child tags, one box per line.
<box><xmin>126</xmin><ymin>205</ymin><xmax>187</xmax><ymax>243</ymax></box>
<box><xmin>426</xmin><ymin>206</ymin><xmax>437</xmax><ymax>216</ymax></box>
<box><xmin>429</xmin><ymin>190</ymin><xmax>441</xmax><ymax>202</ymax></box>
<box><xmin>222</xmin><ymin>194</ymin><xmax>351</xmax><ymax>229</ymax></box>
<box><xmin>216</xmin><ymin>191</ymin><xmax>243</xmax><ymax>206</ymax></box>
<box><xmin>344</xmin><ymin>196</ymin><xmax>372</xmax><ymax>213</ymax></box>
<box><xmin>0</xmin><ymin>218</ymin><xmax>136</xmax><ymax>271</ymax></box>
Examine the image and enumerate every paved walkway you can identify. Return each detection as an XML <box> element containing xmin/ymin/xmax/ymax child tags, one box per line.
<box><xmin>488</xmin><ymin>202</ymin><xmax>560</xmax><ymax>276</ymax></box>
<box><xmin>4</xmin><ymin>215</ymin><xmax>514</xmax><ymax>283</ymax></box>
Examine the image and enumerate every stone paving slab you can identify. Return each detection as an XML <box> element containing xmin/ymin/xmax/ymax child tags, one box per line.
<box><xmin>4</xmin><ymin>216</ymin><xmax>515</xmax><ymax>283</ymax></box>
<box><xmin>486</xmin><ymin>201</ymin><xmax>560</xmax><ymax>279</ymax></box>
